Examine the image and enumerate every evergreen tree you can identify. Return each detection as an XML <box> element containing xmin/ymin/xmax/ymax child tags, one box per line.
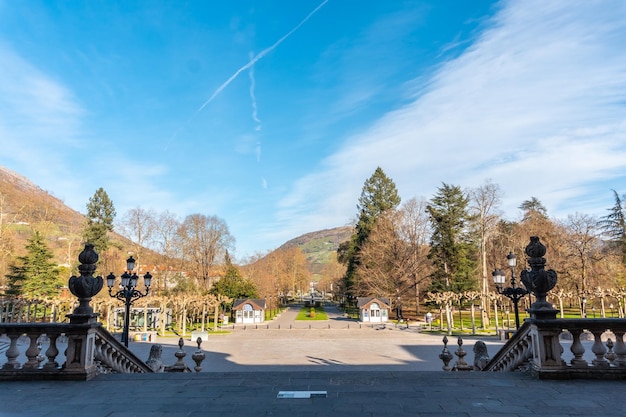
<box><xmin>5</xmin><ymin>231</ymin><xmax>62</xmax><ymax>298</ymax></box>
<box><xmin>210</xmin><ymin>253</ymin><xmax>258</xmax><ymax>300</ymax></box>
<box><xmin>426</xmin><ymin>183</ymin><xmax>477</xmax><ymax>293</ymax></box>
<box><xmin>83</xmin><ymin>187</ymin><xmax>116</xmax><ymax>253</ymax></box>
<box><xmin>519</xmin><ymin>196</ymin><xmax>547</xmax><ymax>221</ymax></box>
<box><xmin>600</xmin><ymin>190</ymin><xmax>626</xmax><ymax>266</ymax></box>
<box><xmin>338</xmin><ymin>167</ymin><xmax>401</xmax><ymax>300</ymax></box>
<box><xmin>355</xmin><ymin>167</ymin><xmax>401</xmax><ymax>242</ymax></box>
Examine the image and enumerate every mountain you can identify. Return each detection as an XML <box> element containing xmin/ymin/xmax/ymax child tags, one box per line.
<box><xmin>0</xmin><ymin>166</ymin><xmax>85</xmax><ymax>227</ymax></box>
<box><xmin>278</xmin><ymin>226</ymin><xmax>353</xmax><ymax>275</ymax></box>
<box><xmin>0</xmin><ymin>166</ymin><xmax>88</xmax><ymax>267</ymax></box>
<box><xmin>0</xmin><ymin>165</ymin><xmax>352</xmax><ymax>279</ymax></box>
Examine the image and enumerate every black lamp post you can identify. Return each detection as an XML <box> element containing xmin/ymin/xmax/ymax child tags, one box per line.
<box><xmin>106</xmin><ymin>256</ymin><xmax>152</xmax><ymax>347</ymax></box>
<box><xmin>492</xmin><ymin>252</ymin><xmax>530</xmax><ymax>330</ymax></box>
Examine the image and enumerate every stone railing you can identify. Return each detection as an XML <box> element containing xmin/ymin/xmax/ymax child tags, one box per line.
<box><xmin>0</xmin><ymin>322</ymin><xmax>152</xmax><ymax>380</ymax></box>
<box><xmin>525</xmin><ymin>318</ymin><xmax>626</xmax><ymax>379</ymax></box>
<box><xmin>441</xmin><ymin>237</ymin><xmax>626</xmax><ymax>379</ymax></box>
<box><xmin>483</xmin><ymin>321</ymin><xmax>533</xmax><ymax>372</ymax></box>
<box><xmin>92</xmin><ymin>326</ymin><xmax>153</xmax><ymax>374</ymax></box>
<box><xmin>480</xmin><ymin>318</ymin><xmax>626</xmax><ymax>379</ymax></box>
<box><xmin>1</xmin><ymin>245</ymin><xmax>206</xmax><ymax>381</ymax></box>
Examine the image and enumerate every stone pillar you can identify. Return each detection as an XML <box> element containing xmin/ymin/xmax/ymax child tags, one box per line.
<box><xmin>65</xmin><ymin>244</ymin><xmax>105</xmax><ymax>380</ymax></box>
<box><xmin>529</xmin><ymin>322</ymin><xmax>566</xmax><ymax>374</ymax></box>
<box><xmin>63</xmin><ymin>323</ymin><xmax>100</xmax><ymax>380</ymax></box>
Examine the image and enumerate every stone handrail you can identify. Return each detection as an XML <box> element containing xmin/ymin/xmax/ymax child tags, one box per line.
<box><xmin>527</xmin><ymin>318</ymin><xmax>626</xmax><ymax>379</ymax></box>
<box><xmin>0</xmin><ymin>322</ymin><xmax>152</xmax><ymax>380</ymax></box>
<box><xmin>92</xmin><ymin>325</ymin><xmax>153</xmax><ymax>374</ymax></box>
<box><xmin>483</xmin><ymin>321</ymin><xmax>533</xmax><ymax>372</ymax></box>
<box><xmin>483</xmin><ymin>318</ymin><xmax>626</xmax><ymax>379</ymax></box>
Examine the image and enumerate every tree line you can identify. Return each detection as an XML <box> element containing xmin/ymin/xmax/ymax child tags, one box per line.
<box><xmin>3</xmin><ymin>171</ymin><xmax>626</xmax><ymax>328</ymax></box>
<box><xmin>337</xmin><ymin>168</ymin><xmax>626</xmax><ymax>321</ymax></box>
<box><xmin>1</xmin><ymin>184</ymin><xmax>319</xmax><ymax>331</ymax></box>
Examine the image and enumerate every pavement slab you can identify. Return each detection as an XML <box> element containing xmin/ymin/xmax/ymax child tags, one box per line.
<box><xmin>2</xmin><ymin>371</ymin><xmax>626</xmax><ymax>417</ymax></box>
<box><xmin>1</xmin><ymin>306</ymin><xmax>624</xmax><ymax>416</ymax></box>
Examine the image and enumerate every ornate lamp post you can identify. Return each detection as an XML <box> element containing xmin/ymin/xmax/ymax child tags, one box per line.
<box><xmin>106</xmin><ymin>256</ymin><xmax>152</xmax><ymax>347</ymax></box>
<box><xmin>492</xmin><ymin>252</ymin><xmax>530</xmax><ymax>330</ymax></box>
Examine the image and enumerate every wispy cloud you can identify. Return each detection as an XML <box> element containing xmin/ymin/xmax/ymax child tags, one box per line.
<box><xmin>269</xmin><ymin>0</ymin><xmax>626</xmax><ymax>244</ymax></box>
<box><xmin>0</xmin><ymin>42</ymin><xmax>175</xmax><ymax>214</ymax></box>
<box><xmin>0</xmin><ymin>43</ymin><xmax>88</xmax><ymax>203</ymax></box>
<box><xmin>0</xmin><ymin>44</ymin><xmax>83</xmax><ymax>146</ymax></box>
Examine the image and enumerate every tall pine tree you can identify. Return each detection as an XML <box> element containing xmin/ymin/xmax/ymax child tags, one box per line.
<box><xmin>5</xmin><ymin>231</ymin><xmax>62</xmax><ymax>298</ymax></box>
<box><xmin>83</xmin><ymin>187</ymin><xmax>116</xmax><ymax>254</ymax></box>
<box><xmin>426</xmin><ymin>183</ymin><xmax>477</xmax><ymax>293</ymax></box>
<box><xmin>600</xmin><ymin>190</ymin><xmax>626</xmax><ymax>266</ymax></box>
<box><xmin>338</xmin><ymin>167</ymin><xmax>401</xmax><ymax>301</ymax></box>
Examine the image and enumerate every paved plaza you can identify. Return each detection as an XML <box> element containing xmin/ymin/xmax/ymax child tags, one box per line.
<box><xmin>1</xmin><ymin>305</ymin><xmax>625</xmax><ymax>416</ymax></box>
<box><xmin>126</xmin><ymin>304</ymin><xmax>502</xmax><ymax>373</ymax></box>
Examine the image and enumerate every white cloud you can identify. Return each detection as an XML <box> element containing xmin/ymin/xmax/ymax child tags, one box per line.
<box><xmin>0</xmin><ymin>42</ymin><xmax>177</xmax><ymax>216</ymax></box>
<box><xmin>272</xmin><ymin>0</ymin><xmax>626</xmax><ymax>242</ymax></box>
<box><xmin>0</xmin><ymin>44</ymin><xmax>83</xmax><ymax>152</ymax></box>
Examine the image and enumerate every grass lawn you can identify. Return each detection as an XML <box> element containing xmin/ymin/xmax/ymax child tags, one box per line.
<box><xmin>296</xmin><ymin>306</ymin><xmax>329</xmax><ymax>320</ymax></box>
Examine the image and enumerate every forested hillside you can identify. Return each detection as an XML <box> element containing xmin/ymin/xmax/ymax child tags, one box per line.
<box><xmin>0</xmin><ymin>165</ymin><xmax>349</xmax><ymax>291</ymax></box>
<box><xmin>278</xmin><ymin>226</ymin><xmax>352</xmax><ymax>275</ymax></box>
<box><xmin>0</xmin><ymin>166</ymin><xmax>87</xmax><ymax>279</ymax></box>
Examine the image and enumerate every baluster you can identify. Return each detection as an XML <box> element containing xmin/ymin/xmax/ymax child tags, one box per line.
<box><xmin>23</xmin><ymin>334</ymin><xmax>41</xmax><ymax>369</ymax></box>
<box><xmin>591</xmin><ymin>329</ymin><xmax>609</xmax><ymax>367</ymax></box>
<box><xmin>569</xmin><ymin>329</ymin><xmax>587</xmax><ymax>367</ymax></box>
<box><xmin>613</xmin><ymin>330</ymin><xmax>626</xmax><ymax>367</ymax></box>
<box><xmin>111</xmin><ymin>350</ymin><xmax>121</xmax><ymax>373</ymax></box>
<box><xmin>3</xmin><ymin>333</ymin><xmax>21</xmax><ymax>369</ymax></box>
<box><xmin>109</xmin><ymin>346</ymin><xmax>120</xmax><ymax>372</ymax></box>
<box><xmin>43</xmin><ymin>332</ymin><xmax>61</xmax><ymax>370</ymax></box>
<box><xmin>605</xmin><ymin>339</ymin><xmax>616</xmax><ymax>364</ymax></box>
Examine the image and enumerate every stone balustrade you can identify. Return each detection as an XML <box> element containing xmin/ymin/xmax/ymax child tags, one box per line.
<box><xmin>0</xmin><ymin>322</ymin><xmax>152</xmax><ymax>380</ymax></box>
<box><xmin>481</xmin><ymin>318</ymin><xmax>626</xmax><ymax>379</ymax></box>
<box><xmin>1</xmin><ymin>245</ymin><xmax>206</xmax><ymax>381</ymax></box>
<box><xmin>93</xmin><ymin>326</ymin><xmax>153</xmax><ymax>374</ymax></box>
<box><xmin>482</xmin><ymin>322</ymin><xmax>533</xmax><ymax>372</ymax></box>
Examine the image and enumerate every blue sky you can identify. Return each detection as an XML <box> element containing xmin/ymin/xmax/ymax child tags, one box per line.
<box><xmin>1</xmin><ymin>1</ymin><xmax>626</xmax><ymax>259</ymax></box>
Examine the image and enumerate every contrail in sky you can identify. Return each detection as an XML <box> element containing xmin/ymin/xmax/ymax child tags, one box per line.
<box><xmin>164</xmin><ymin>0</ymin><xmax>328</xmax><ymax>149</ymax></box>
<box><xmin>196</xmin><ymin>0</ymin><xmax>328</xmax><ymax>114</ymax></box>
<box><xmin>248</xmin><ymin>51</ymin><xmax>262</xmax><ymax>131</ymax></box>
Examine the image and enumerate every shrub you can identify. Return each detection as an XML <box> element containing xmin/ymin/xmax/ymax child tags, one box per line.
<box><xmin>309</xmin><ymin>307</ymin><xmax>316</xmax><ymax>318</ymax></box>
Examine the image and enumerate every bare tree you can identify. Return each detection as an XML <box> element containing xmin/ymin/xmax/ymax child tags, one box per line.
<box><xmin>559</xmin><ymin>213</ymin><xmax>603</xmax><ymax>316</ymax></box>
<box><xmin>469</xmin><ymin>180</ymin><xmax>502</xmax><ymax>328</ymax></box>
<box><xmin>397</xmin><ymin>198</ymin><xmax>431</xmax><ymax>314</ymax></box>
<box><xmin>177</xmin><ymin>214</ymin><xmax>234</xmax><ymax>290</ymax></box>
<box><xmin>152</xmin><ymin>210</ymin><xmax>181</xmax><ymax>290</ymax></box>
<box><xmin>356</xmin><ymin>198</ymin><xmax>431</xmax><ymax>316</ymax></box>
<box><xmin>117</xmin><ymin>207</ymin><xmax>157</xmax><ymax>261</ymax></box>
